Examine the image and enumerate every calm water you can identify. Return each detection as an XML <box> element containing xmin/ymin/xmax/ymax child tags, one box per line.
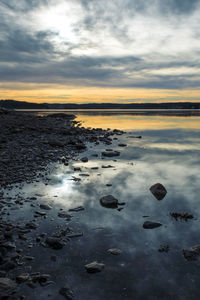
<box><xmin>5</xmin><ymin>110</ymin><xmax>200</xmax><ymax>299</ymax></box>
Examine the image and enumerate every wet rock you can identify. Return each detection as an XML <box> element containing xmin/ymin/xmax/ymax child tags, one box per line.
<box><xmin>59</xmin><ymin>286</ymin><xmax>74</xmax><ymax>299</ymax></box>
<box><xmin>58</xmin><ymin>212</ymin><xmax>72</xmax><ymax>219</ymax></box>
<box><xmin>85</xmin><ymin>261</ymin><xmax>105</xmax><ymax>273</ymax></box>
<box><xmin>102</xmin><ymin>151</ymin><xmax>120</xmax><ymax>157</ymax></box>
<box><xmin>118</xmin><ymin>143</ymin><xmax>127</xmax><ymax>147</ymax></box>
<box><xmin>40</xmin><ymin>204</ymin><xmax>52</xmax><ymax>210</ymax></box>
<box><xmin>143</xmin><ymin>221</ymin><xmax>162</xmax><ymax>229</ymax></box>
<box><xmin>0</xmin><ymin>278</ymin><xmax>17</xmax><ymax>298</ymax></box>
<box><xmin>35</xmin><ymin>211</ymin><xmax>47</xmax><ymax>216</ymax></box>
<box><xmin>46</xmin><ymin>237</ymin><xmax>65</xmax><ymax>250</ymax></box>
<box><xmin>183</xmin><ymin>245</ymin><xmax>200</xmax><ymax>261</ymax></box>
<box><xmin>16</xmin><ymin>273</ymin><xmax>29</xmax><ymax>283</ymax></box>
<box><xmin>102</xmin><ymin>165</ymin><xmax>114</xmax><ymax>168</ymax></box>
<box><xmin>81</xmin><ymin>157</ymin><xmax>88</xmax><ymax>163</ymax></box>
<box><xmin>100</xmin><ymin>195</ymin><xmax>118</xmax><ymax>208</ymax></box>
<box><xmin>68</xmin><ymin>206</ymin><xmax>84</xmax><ymax>212</ymax></box>
<box><xmin>48</xmin><ymin>139</ymin><xmax>65</xmax><ymax>147</ymax></box>
<box><xmin>74</xmin><ymin>167</ymin><xmax>81</xmax><ymax>171</ymax></box>
<box><xmin>158</xmin><ymin>245</ymin><xmax>170</xmax><ymax>253</ymax></box>
<box><xmin>107</xmin><ymin>248</ymin><xmax>122</xmax><ymax>255</ymax></box>
<box><xmin>150</xmin><ymin>183</ymin><xmax>167</xmax><ymax>200</ymax></box>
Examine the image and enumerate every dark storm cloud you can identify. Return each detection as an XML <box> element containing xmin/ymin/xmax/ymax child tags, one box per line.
<box><xmin>0</xmin><ymin>0</ymin><xmax>200</xmax><ymax>89</ymax></box>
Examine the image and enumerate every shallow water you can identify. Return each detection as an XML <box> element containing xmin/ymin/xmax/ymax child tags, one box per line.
<box><xmin>3</xmin><ymin>111</ymin><xmax>200</xmax><ymax>299</ymax></box>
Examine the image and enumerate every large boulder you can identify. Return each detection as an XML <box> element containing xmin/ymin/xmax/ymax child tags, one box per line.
<box><xmin>150</xmin><ymin>183</ymin><xmax>167</xmax><ymax>200</ymax></box>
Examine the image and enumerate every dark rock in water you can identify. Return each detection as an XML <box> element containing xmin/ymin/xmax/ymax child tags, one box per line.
<box><xmin>40</xmin><ymin>204</ymin><xmax>52</xmax><ymax>210</ymax></box>
<box><xmin>68</xmin><ymin>206</ymin><xmax>84</xmax><ymax>212</ymax></box>
<box><xmin>16</xmin><ymin>273</ymin><xmax>29</xmax><ymax>283</ymax></box>
<box><xmin>58</xmin><ymin>212</ymin><xmax>72</xmax><ymax>219</ymax></box>
<box><xmin>0</xmin><ymin>278</ymin><xmax>17</xmax><ymax>298</ymax></box>
<box><xmin>102</xmin><ymin>165</ymin><xmax>114</xmax><ymax>168</ymax></box>
<box><xmin>81</xmin><ymin>157</ymin><xmax>88</xmax><ymax>162</ymax></box>
<box><xmin>143</xmin><ymin>221</ymin><xmax>162</xmax><ymax>229</ymax></box>
<box><xmin>102</xmin><ymin>151</ymin><xmax>120</xmax><ymax>157</ymax></box>
<box><xmin>48</xmin><ymin>139</ymin><xmax>65</xmax><ymax>147</ymax></box>
<box><xmin>158</xmin><ymin>245</ymin><xmax>170</xmax><ymax>253</ymax></box>
<box><xmin>59</xmin><ymin>286</ymin><xmax>74</xmax><ymax>299</ymax></box>
<box><xmin>150</xmin><ymin>183</ymin><xmax>167</xmax><ymax>200</ymax></box>
<box><xmin>74</xmin><ymin>167</ymin><xmax>81</xmax><ymax>171</ymax></box>
<box><xmin>100</xmin><ymin>195</ymin><xmax>118</xmax><ymax>208</ymax></box>
<box><xmin>46</xmin><ymin>237</ymin><xmax>64</xmax><ymax>250</ymax></box>
<box><xmin>183</xmin><ymin>245</ymin><xmax>200</xmax><ymax>261</ymax></box>
<box><xmin>169</xmin><ymin>212</ymin><xmax>193</xmax><ymax>221</ymax></box>
<box><xmin>107</xmin><ymin>248</ymin><xmax>122</xmax><ymax>255</ymax></box>
<box><xmin>85</xmin><ymin>261</ymin><xmax>105</xmax><ymax>273</ymax></box>
<box><xmin>118</xmin><ymin>143</ymin><xmax>127</xmax><ymax>147</ymax></box>
<box><xmin>128</xmin><ymin>135</ymin><xmax>142</xmax><ymax>139</ymax></box>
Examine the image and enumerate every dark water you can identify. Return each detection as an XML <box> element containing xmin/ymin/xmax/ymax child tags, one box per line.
<box><xmin>4</xmin><ymin>111</ymin><xmax>200</xmax><ymax>299</ymax></box>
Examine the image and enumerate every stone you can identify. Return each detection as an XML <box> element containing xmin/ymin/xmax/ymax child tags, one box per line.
<box><xmin>143</xmin><ymin>221</ymin><xmax>162</xmax><ymax>229</ymax></box>
<box><xmin>59</xmin><ymin>286</ymin><xmax>74</xmax><ymax>299</ymax></box>
<box><xmin>102</xmin><ymin>151</ymin><xmax>120</xmax><ymax>157</ymax></box>
<box><xmin>68</xmin><ymin>206</ymin><xmax>84</xmax><ymax>212</ymax></box>
<box><xmin>85</xmin><ymin>261</ymin><xmax>105</xmax><ymax>273</ymax></box>
<box><xmin>46</xmin><ymin>237</ymin><xmax>64</xmax><ymax>250</ymax></box>
<box><xmin>100</xmin><ymin>195</ymin><xmax>118</xmax><ymax>208</ymax></box>
<box><xmin>16</xmin><ymin>273</ymin><xmax>29</xmax><ymax>283</ymax></box>
<box><xmin>102</xmin><ymin>165</ymin><xmax>114</xmax><ymax>168</ymax></box>
<box><xmin>150</xmin><ymin>183</ymin><xmax>167</xmax><ymax>200</ymax></box>
<box><xmin>58</xmin><ymin>212</ymin><xmax>72</xmax><ymax>219</ymax></box>
<box><xmin>183</xmin><ymin>245</ymin><xmax>200</xmax><ymax>261</ymax></box>
<box><xmin>118</xmin><ymin>143</ymin><xmax>127</xmax><ymax>147</ymax></box>
<box><xmin>0</xmin><ymin>278</ymin><xmax>17</xmax><ymax>298</ymax></box>
<box><xmin>81</xmin><ymin>157</ymin><xmax>88</xmax><ymax>163</ymax></box>
<box><xmin>48</xmin><ymin>139</ymin><xmax>65</xmax><ymax>147</ymax></box>
<box><xmin>40</xmin><ymin>204</ymin><xmax>52</xmax><ymax>210</ymax></box>
<box><xmin>107</xmin><ymin>248</ymin><xmax>122</xmax><ymax>255</ymax></box>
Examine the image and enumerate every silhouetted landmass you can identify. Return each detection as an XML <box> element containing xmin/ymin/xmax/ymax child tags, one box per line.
<box><xmin>0</xmin><ymin>99</ymin><xmax>200</xmax><ymax>109</ymax></box>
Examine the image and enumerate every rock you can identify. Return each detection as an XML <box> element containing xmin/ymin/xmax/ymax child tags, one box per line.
<box><xmin>68</xmin><ymin>206</ymin><xmax>84</xmax><ymax>212</ymax></box>
<box><xmin>0</xmin><ymin>278</ymin><xmax>17</xmax><ymax>298</ymax></box>
<box><xmin>143</xmin><ymin>221</ymin><xmax>162</xmax><ymax>229</ymax></box>
<box><xmin>58</xmin><ymin>212</ymin><xmax>72</xmax><ymax>219</ymax></box>
<box><xmin>46</xmin><ymin>237</ymin><xmax>65</xmax><ymax>250</ymax></box>
<box><xmin>100</xmin><ymin>195</ymin><xmax>118</xmax><ymax>208</ymax></box>
<box><xmin>48</xmin><ymin>139</ymin><xmax>65</xmax><ymax>147</ymax></box>
<box><xmin>74</xmin><ymin>167</ymin><xmax>81</xmax><ymax>171</ymax></box>
<box><xmin>118</xmin><ymin>143</ymin><xmax>127</xmax><ymax>147</ymax></box>
<box><xmin>107</xmin><ymin>248</ymin><xmax>122</xmax><ymax>255</ymax></box>
<box><xmin>102</xmin><ymin>151</ymin><xmax>120</xmax><ymax>157</ymax></box>
<box><xmin>183</xmin><ymin>245</ymin><xmax>200</xmax><ymax>261</ymax></box>
<box><xmin>85</xmin><ymin>261</ymin><xmax>105</xmax><ymax>273</ymax></box>
<box><xmin>16</xmin><ymin>273</ymin><xmax>29</xmax><ymax>283</ymax></box>
<box><xmin>102</xmin><ymin>165</ymin><xmax>114</xmax><ymax>168</ymax></box>
<box><xmin>59</xmin><ymin>286</ymin><xmax>74</xmax><ymax>299</ymax></box>
<box><xmin>40</xmin><ymin>204</ymin><xmax>52</xmax><ymax>210</ymax></box>
<box><xmin>35</xmin><ymin>210</ymin><xmax>47</xmax><ymax>216</ymax></box>
<box><xmin>81</xmin><ymin>157</ymin><xmax>88</xmax><ymax>163</ymax></box>
<box><xmin>150</xmin><ymin>183</ymin><xmax>167</xmax><ymax>200</ymax></box>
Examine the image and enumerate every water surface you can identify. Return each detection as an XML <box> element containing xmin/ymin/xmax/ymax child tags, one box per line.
<box><xmin>4</xmin><ymin>110</ymin><xmax>200</xmax><ymax>299</ymax></box>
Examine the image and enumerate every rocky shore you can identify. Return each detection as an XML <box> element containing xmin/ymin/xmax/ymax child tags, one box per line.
<box><xmin>0</xmin><ymin>109</ymin><xmax>121</xmax><ymax>187</ymax></box>
<box><xmin>0</xmin><ymin>109</ymin><xmax>124</xmax><ymax>299</ymax></box>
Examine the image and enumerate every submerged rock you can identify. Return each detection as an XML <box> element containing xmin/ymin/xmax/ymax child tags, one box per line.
<box><xmin>183</xmin><ymin>245</ymin><xmax>200</xmax><ymax>261</ymax></box>
<box><xmin>150</xmin><ymin>183</ymin><xmax>167</xmax><ymax>200</ymax></box>
<box><xmin>0</xmin><ymin>278</ymin><xmax>17</xmax><ymax>298</ymax></box>
<box><xmin>143</xmin><ymin>221</ymin><xmax>162</xmax><ymax>229</ymax></box>
<box><xmin>107</xmin><ymin>248</ymin><xmax>122</xmax><ymax>255</ymax></box>
<box><xmin>85</xmin><ymin>261</ymin><xmax>105</xmax><ymax>273</ymax></box>
<box><xmin>102</xmin><ymin>151</ymin><xmax>120</xmax><ymax>157</ymax></box>
<box><xmin>58</xmin><ymin>212</ymin><xmax>72</xmax><ymax>219</ymax></box>
<box><xmin>100</xmin><ymin>195</ymin><xmax>118</xmax><ymax>208</ymax></box>
<box><xmin>68</xmin><ymin>206</ymin><xmax>84</xmax><ymax>212</ymax></box>
<box><xmin>81</xmin><ymin>157</ymin><xmax>88</xmax><ymax>163</ymax></box>
<box><xmin>46</xmin><ymin>237</ymin><xmax>65</xmax><ymax>250</ymax></box>
<box><xmin>40</xmin><ymin>204</ymin><xmax>52</xmax><ymax>210</ymax></box>
<box><xmin>59</xmin><ymin>286</ymin><xmax>74</xmax><ymax>299</ymax></box>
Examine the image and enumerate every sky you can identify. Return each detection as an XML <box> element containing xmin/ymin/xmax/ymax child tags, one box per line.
<box><xmin>0</xmin><ymin>0</ymin><xmax>200</xmax><ymax>103</ymax></box>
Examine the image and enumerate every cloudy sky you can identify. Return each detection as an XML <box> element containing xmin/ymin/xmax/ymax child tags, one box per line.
<box><xmin>0</xmin><ymin>0</ymin><xmax>200</xmax><ymax>103</ymax></box>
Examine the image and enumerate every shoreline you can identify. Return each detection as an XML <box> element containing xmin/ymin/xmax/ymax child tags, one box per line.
<box><xmin>0</xmin><ymin>109</ymin><xmax>123</xmax><ymax>187</ymax></box>
<box><xmin>0</xmin><ymin>109</ymin><xmax>125</xmax><ymax>299</ymax></box>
